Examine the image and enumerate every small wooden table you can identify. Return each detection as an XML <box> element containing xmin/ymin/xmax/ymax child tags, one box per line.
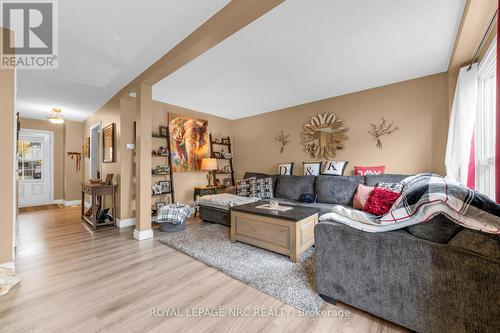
<box><xmin>81</xmin><ymin>183</ymin><xmax>117</xmax><ymax>230</ymax></box>
<box><xmin>230</xmin><ymin>201</ymin><xmax>319</xmax><ymax>263</ymax></box>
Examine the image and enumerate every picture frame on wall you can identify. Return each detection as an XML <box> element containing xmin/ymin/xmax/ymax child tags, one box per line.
<box><xmin>102</xmin><ymin>123</ymin><xmax>115</xmax><ymax>163</ymax></box>
<box><xmin>277</xmin><ymin>162</ymin><xmax>294</xmax><ymax>175</ymax></box>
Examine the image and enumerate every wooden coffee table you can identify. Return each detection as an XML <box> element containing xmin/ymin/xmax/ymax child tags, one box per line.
<box><xmin>230</xmin><ymin>201</ymin><xmax>319</xmax><ymax>263</ymax></box>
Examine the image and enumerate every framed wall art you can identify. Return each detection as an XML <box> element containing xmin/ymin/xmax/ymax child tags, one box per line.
<box><xmin>102</xmin><ymin>123</ymin><xmax>115</xmax><ymax>163</ymax></box>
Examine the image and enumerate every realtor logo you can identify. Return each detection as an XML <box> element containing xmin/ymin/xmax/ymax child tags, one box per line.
<box><xmin>1</xmin><ymin>1</ymin><xmax>58</xmax><ymax>69</ymax></box>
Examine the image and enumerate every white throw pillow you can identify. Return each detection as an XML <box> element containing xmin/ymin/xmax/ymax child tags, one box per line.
<box><xmin>322</xmin><ymin>161</ymin><xmax>348</xmax><ymax>176</ymax></box>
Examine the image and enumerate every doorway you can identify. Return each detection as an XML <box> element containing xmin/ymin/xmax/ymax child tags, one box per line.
<box><xmin>17</xmin><ymin>129</ymin><xmax>54</xmax><ymax>207</ymax></box>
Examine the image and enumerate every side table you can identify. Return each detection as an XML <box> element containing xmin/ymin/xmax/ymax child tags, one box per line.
<box><xmin>81</xmin><ymin>183</ymin><xmax>117</xmax><ymax>230</ymax></box>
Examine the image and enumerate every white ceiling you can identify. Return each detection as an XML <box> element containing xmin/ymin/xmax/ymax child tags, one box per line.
<box><xmin>16</xmin><ymin>0</ymin><xmax>229</xmax><ymax>122</ymax></box>
<box><xmin>152</xmin><ymin>0</ymin><xmax>466</xmax><ymax>120</ymax></box>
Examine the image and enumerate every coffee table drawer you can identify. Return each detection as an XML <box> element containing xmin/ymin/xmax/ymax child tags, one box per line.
<box><xmin>235</xmin><ymin>215</ymin><xmax>290</xmax><ymax>249</ymax></box>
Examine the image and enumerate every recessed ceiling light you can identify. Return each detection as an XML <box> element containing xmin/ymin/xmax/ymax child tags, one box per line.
<box><xmin>47</xmin><ymin>108</ymin><xmax>65</xmax><ymax>124</ymax></box>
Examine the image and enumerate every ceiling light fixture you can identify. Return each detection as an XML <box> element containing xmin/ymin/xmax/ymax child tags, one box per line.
<box><xmin>47</xmin><ymin>108</ymin><xmax>65</xmax><ymax>124</ymax></box>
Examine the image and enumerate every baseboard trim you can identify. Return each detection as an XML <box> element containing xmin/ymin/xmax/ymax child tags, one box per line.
<box><xmin>63</xmin><ymin>200</ymin><xmax>81</xmax><ymax>206</ymax></box>
<box><xmin>117</xmin><ymin>217</ymin><xmax>136</xmax><ymax>228</ymax></box>
<box><xmin>0</xmin><ymin>262</ymin><xmax>15</xmax><ymax>273</ymax></box>
<box><xmin>53</xmin><ymin>199</ymin><xmax>64</xmax><ymax>204</ymax></box>
<box><xmin>133</xmin><ymin>229</ymin><xmax>153</xmax><ymax>240</ymax></box>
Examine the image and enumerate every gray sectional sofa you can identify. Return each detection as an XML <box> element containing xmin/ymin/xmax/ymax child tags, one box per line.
<box><xmin>198</xmin><ymin>171</ymin><xmax>500</xmax><ymax>332</ymax></box>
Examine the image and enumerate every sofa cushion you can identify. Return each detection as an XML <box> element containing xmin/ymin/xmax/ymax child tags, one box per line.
<box><xmin>275</xmin><ymin>175</ymin><xmax>315</xmax><ymax>201</ymax></box>
<box><xmin>353</xmin><ymin>184</ymin><xmax>374</xmax><ymax>210</ymax></box>
<box><xmin>364</xmin><ymin>174</ymin><xmax>408</xmax><ymax>187</ymax></box>
<box><xmin>236</xmin><ymin>177</ymin><xmax>255</xmax><ymax>197</ymax></box>
<box><xmin>243</xmin><ymin>172</ymin><xmax>279</xmax><ymax>194</ymax></box>
<box><xmin>448</xmin><ymin>228</ymin><xmax>500</xmax><ymax>260</ymax></box>
<box><xmin>273</xmin><ymin>198</ymin><xmax>336</xmax><ymax>216</ymax></box>
<box><xmin>249</xmin><ymin>177</ymin><xmax>274</xmax><ymax>198</ymax></box>
<box><xmin>316</xmin><ymin>175</ymin><xmax>364</xmax><ymax>205</ymax></box>
<box><xmin>243</xmin><ymin>172</ymin><xmax>269</xmax><ymax>180</ymax></box>
<box><xmin>406</xmin><ymin>215</ymin><xmax>463</xmax><ymax>243</ymax></box>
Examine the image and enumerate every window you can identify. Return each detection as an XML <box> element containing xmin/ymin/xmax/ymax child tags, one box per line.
<box><xmin>475</xmin><ymin>38</ymin><xmax>496</xmax><ymax>199</ymax></box>
<box><xmin>17</xmin><ymin>141</ymin><xmax>43</xmax><ymax>180</ymax></box>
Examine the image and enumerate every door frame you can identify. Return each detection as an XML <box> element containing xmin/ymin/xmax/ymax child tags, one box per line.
<box><xmin>18</xmin><ymin>128</ymin><xmax>54</xmax><ymax>207</ymax></box>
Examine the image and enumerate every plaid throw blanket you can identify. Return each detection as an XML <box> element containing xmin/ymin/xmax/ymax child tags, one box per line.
<box><xmin>320</xmin><ymin>173</ymin><xmax>500</xmax><ymax>234</ymax></box>
<box><xmin>157</xmin><ymin>203</ymin><xmax>191</xmax><ymax>225</ymax></box>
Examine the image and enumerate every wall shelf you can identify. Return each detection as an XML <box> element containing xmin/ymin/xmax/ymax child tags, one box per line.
<box><xmin>209</xmin><ymin>134</ymin><xmax>235</xmax><ymax>187</ymax></box>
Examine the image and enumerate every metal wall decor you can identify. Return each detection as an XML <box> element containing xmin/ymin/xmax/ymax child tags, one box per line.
<box><xmin>369</xmin><ymin>118</ymin><xmax>399</xmax><ymax>149</ymax></box>
<box><xmin>300</xmin><ymin>113</ymin><xmax>349</xmax><ymax>158</ymax></box>
<box><xmin>274</xmin><ymin>130</ymin><xmax>290</xmax><ymax>153</ymax></box>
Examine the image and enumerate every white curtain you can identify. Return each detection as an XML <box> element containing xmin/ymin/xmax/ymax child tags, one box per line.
<box><xmin>445</xmin><ymin>64</ymin><xmax>478</xmax><ymax>185</ymax></box>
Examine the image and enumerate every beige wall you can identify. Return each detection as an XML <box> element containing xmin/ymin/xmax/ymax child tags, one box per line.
<box><xmin>0</xmin><ymin>28</ymin><xmax>15</xmax><ymax>265</ymax></box>
<box><xmin>63</xmin><ymin>121</ymin><xmax>83</xmax><ymax>201</ymax></box>
<box><xmin>20</xmin><ymin>118</ymin><xmax>82</xmax><ymax>202</ymax></box>
<box><xmin>232</xmin><ymin>72</ymin><xmax>449</xmax><ymax>179</ymax></box>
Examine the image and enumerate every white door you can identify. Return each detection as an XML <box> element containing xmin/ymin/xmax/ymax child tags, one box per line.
<box><xmin>17</xmin><ymin>130</ymin><xmax>53</xmax><ymax>207</ymax></box>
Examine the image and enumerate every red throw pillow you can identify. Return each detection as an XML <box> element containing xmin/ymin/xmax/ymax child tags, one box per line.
<box><xmin>364</xmin><ymin>188</ymin><xmax>400</xmax><ymax>215</ymax></box>
<box><xmin>354</xmin><ymin>165</ymin><xmax>386</xmax><ymax>176</ymax></box>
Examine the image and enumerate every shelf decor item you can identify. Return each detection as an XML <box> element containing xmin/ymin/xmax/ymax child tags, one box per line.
<box><xmin>159</xmin><ymin>181</ymin><xmax>171</xmax><ymax>193</ymax></box>
<box><xmin>159</xmin><ymin>125</ymin><xmax>168</xmax><ymax>137</ymax></box>
<box><xmin>156</xmin><ymin>165</ymin><xmax>170</xmax><ymax>175</ymax></box>
<box><xmin>300</xmin><ymin>112</ymin><xmax>349</xmax><ymax>158</ymax></box>
<box><xmin>152</xmin><ymin>183</ymin><xmax>162</xmax><ymax>195</ymax></box>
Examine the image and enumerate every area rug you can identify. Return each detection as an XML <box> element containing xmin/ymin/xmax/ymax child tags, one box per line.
<box><xmin>19</xmin><ymin>204</ymin><xmax>64</xmax><ymax>214</ymax></box>
<box><xmin>159</xmin><ymin>224</ymin><xmax>324</xmax><ymax>313</ymax></box>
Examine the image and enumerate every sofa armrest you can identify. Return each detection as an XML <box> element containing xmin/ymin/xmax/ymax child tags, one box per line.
<box><xmin>314</xmin><ymin>221</ymin><xmax>500</xmax><ymax>333</ymax></box>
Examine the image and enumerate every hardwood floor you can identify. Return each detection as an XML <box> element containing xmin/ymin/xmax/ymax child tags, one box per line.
<box><xmin>0</xmin><ymin>206</ymin><xmax>407</xmax><ymax>333</ymax></box>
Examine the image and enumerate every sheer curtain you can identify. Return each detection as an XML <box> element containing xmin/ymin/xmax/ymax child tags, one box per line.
<box><xmin>445</xmin><ymin>64</ymin><xmax>479</xmax><ymax>185</ymax></box>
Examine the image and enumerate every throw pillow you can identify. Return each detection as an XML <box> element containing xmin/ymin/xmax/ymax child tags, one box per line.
<box><xmin>278</xmin><ymin>162</ymin><xmax>294</xmax><ymax>175</ymax></box>
<box><xmin>299</xmin><ymin>193</ymin><xmax>317</xmax><ymax>203</ymax></box>
<box><xmin>322</xmin><ymin>160</ymin><xmax>348</xmax><ymax>176</ymax></box>
<box><xmin>250</xmin><ymin>177</ymin><xmax>274</xmax><ymax>199</ymax></box>
<box><xmin>354</xmin><ymin>165</ymin><xmax>385</xmax><ymax>176</ymax></box>
<box><xmin>303</xmin><ymin>162</ymin><xmax>322</xmax><ymax>176</ymax></box>
<box><xmin>364</xmin><ymin>187</ymin><xmax>400</xmax><ymax>215</ymax></box>
<box><xmin>353</xmin><ymin>184</ymin><xmax>374</xmax><ymax>210</ymax></box>
<box><xmin>377</xmin><ymin>182</ymin><xmax>404</xmax><ymax>193</ymax></box>
<box><xmin>236</xmin><ymin>177</ymin><xmax>255</xmax><ymax>197</ymax></box>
